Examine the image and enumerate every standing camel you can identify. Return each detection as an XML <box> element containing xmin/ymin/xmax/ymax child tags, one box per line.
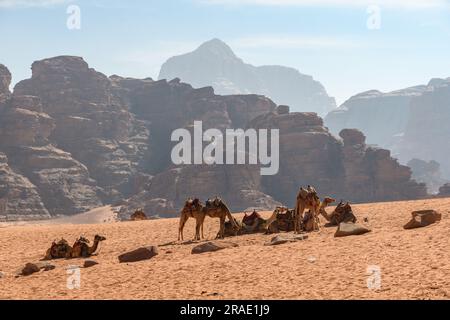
<box><xmin>294</xmin><ymin>186</ymin><xmax>321</xmax><ymax>233</ymax></box>
<box><xmin>178</xmin><ymin>198</ymin><xmax>205</xmax><ymax>241</ymax></box>
<box><xmin>204</xmin><ymin>197</ymin><xmax>239</xmax><ymax>239</ymax></box>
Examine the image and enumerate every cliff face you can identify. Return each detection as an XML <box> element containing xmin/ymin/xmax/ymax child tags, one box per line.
<box><xmin>324</xmin><ymin>87</ymin><xmax>427</xmax><ymax>149</ymax></box>
<box><xmin>398</xmin><ymin>79</ymin><xmax>450</xmax><ymax>177</ymax></box>
<box><xmin>0</xmin><ymin>57</ymin><xmax>428</xmax><ymax>220</ymax></box>
<box><xmin>324</xmin><ymin>78</ymin><xmax>450</xmax><ymax>187</ymax></box>
<box><xmin>249</xmin><ymin>113</ymin><xmax>426</xmax><ymax>206</ymax></box>
<box><xmin>159</xmin><ymin>39</ymin><xmax>336</xmax><ymax>116</ymax></box>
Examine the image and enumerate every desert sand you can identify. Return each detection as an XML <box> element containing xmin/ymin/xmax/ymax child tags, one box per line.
<box><xmin>0</xmin><ymin>198</ymin><xmax>449</xmax><ymax>300</ymax></box>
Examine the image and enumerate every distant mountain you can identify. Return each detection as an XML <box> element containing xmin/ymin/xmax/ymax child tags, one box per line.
<box><xmin>324</xmin><ymin>78</ymin><xmax>450</xmax><ymax>181</ymax></box>
<box><xmin>159</xmin><ymin>39</ymin><xmax>336</xmax><ymax>116</ymax></box>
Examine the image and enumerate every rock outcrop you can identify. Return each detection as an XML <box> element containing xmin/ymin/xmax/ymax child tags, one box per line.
<box><xmin>0</xmin><ymin>57</ymin><xmax>429</xmax><ymax>220</ymax></box>
<box><xmin>407</xmin><ymin>159</ymin><xmax>447</xmax><ymax>194</ymax></box>
<box><xmin>159</xmin><ymin>39</ymin><xmax>336</xmax><ymax>116</ymax></box>
<box><xmin>250</xmin><ymin>113</ymin><xmax>427</xmax><ymax>205</ymax></box>
<box><xmin>325</xmin><ymin>78</ymin><xmax>450</xmax><ymax>185</ymax></box>
<box><xmin>398</xmin><ymin>78</ymin><xmax>450</xmax><ymax>177</ymax></box>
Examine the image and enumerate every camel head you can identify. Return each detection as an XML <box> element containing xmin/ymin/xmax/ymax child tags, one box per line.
<box><xmin>323</xmin><ymin>197</ymin><xmax>336</xmax><ymax>205</ymax></box>
<box><xmin>94</xmin><ymin>235</ymin><xmax>106</xmax><ymax>242</ymax></box>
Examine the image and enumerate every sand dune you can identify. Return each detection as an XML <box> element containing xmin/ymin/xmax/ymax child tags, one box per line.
<box><xmin>0</xmin><ymin>198</ymin><xmax>449</xmax><ymax>300</ymax></box>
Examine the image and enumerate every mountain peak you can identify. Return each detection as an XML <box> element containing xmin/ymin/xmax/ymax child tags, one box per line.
<box><xmin>195</xmin><ymin>38</ymin><xmax>237</xmax><ymax>59</ymax></box>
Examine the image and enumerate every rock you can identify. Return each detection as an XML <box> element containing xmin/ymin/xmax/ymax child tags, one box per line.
<box><xmin>403</xmin><ymin>210</ymin><xmax>442</xmax><ymax>230</ymax></box>
<box><xmin>408</xmin><ymin>159</ymin><xmax>446</xmax><ymax>194</ymax></box>
<box><xmin>83</xmin><ymin>260</ymin><xmax>99</xmax><ymax>268</ymax></box>
<box><xmin>118</xmin><ymin>246</ymin><xmax>159</xmax><ymax>263</ymax></box>
<box><xmin>0</xmin><ymin>64</ymin><xmax>11</xmax><ymax>103</ymax></box>
<box><xmin>20</xmin><ymin>263</ymin><xmax>41</xmax><ymax>276</ymax></box>
<box><xmin>265</xmin><ymin>234</ymin><xmax>308</xmax><ymax>246</ymax></box>
<box><xmin>276</xmin><ymin>105</ymin><xmax>290</xmax><ymax>115</ymax></box>
<box><xmin>0</xmin><ymin>271</ymin><xmax>4</xmax><ymax>278</ymax></box>
<box><xmin>438</xmin><ymin>183</ymin><xmax>450</xmax><ymax>197</ymax></box>
<box><xmin>191</xmin><ymin>241</ymin><xmax>238</xmax><ymax>254</ymax></box>
<box><xmin>249</xmin><ymin>112</ymin><xmax>427</xmax><ymax>205</ymax></box>
<box><xmin>334</xmin><ymin>222</ymin><xmax>371</xmax><ymax>237</ymax></box>
<box><xmin>34</xmin><ymin>262</ymin><xmax>56</xmax><ymax>271</ymax></box>
<box><xmin>159</xmin><ymin>39</ymin><xmax>336</xmax><ymax>116</ymax></box>
<box><xmin>340</xmin><ymin>129</ymin><xmax>366</xmax><ymax>146</ymax></box>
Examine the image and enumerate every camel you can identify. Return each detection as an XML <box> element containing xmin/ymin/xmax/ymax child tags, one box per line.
<box><xmin>320</xmin><ymin>199</ymin><xmax>357</xmax><ymax>226</ymax></box>
<box><xmin>294</xmin><ymin>186</ymin><xmax>321</xmax><ymax>233</ymax></box>
<box><xmin>222</xmin><ymin>210</ymin><xmax>269</xmax><ymax>237</ymax></box>
<box><xmin>204</xmin><ymin>197</ymin><xmax>239</xmax><ymax>239</ymax></box>
<box><xmin>44</xmin><ymin>235</ymin><xmax>106</xmax><ymax>260</ymax></box>
<box><xmin>71</xmin><ymin>235</ymin><xmax>106</xmax><ymax>258</ymax></box>
<box><xmin>131</xmin><ymin>208</ymin><xmax>148</xmax><ymax>221</ymax></box>
<box><xmin>178</xmin><ymin>198</ymin><xmax>206</xmax><ymax>241</ymax></box>
<box><xmin>266</xmin><ymin>206</ymin><xmax>296</xmax><ymax>234</ymax></box>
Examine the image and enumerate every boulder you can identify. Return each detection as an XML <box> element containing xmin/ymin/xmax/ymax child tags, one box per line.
<box><xmin>403</xmin><ymin>210</ymin><xmax>442</xmax><ymax>230</ymax></box>
<box><xmin>265</xmin><ymin>234</ymin><xmax>308</xmax><ymax>246</ymax></box>
<box><xmin>334</xmin><ymin>222</ymin><xmax>371</xmax><ymax>237</ymax></box>
<box><xmin>118</xmin><ymin>246</ymin><xmax>159</xmax><ymax>263</ymax></box>
<box><xmin>83</xmin><ymin>260</ymin><xmax>99</xmax><ymax>268</ymax></box>
<box><xmin>18</xmin><ymin>262</ymin><xmax>55</xmax><ymax>276</ymax></box>
<box><xmin>191</xmin><ymin>241</ymin><xmax>238</xmax><ymax>254</ymax></box>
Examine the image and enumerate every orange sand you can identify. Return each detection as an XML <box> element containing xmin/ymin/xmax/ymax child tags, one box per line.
<box><xmin>0</xmin><ymin>198</ymin><xmax>449</xmax><ymax>300</ymax></box>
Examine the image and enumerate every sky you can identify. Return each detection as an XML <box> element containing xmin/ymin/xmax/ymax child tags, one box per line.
<box><xmin>1</xmin><ymin>0</ymin><xmax>450</xmax><ymax>105</ymax></box>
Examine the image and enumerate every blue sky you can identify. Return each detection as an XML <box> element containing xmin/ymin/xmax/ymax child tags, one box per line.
<box><xmin>1</xmin><ymin>0</ymin><xmax>450</xmax><ymax>105</ymax></box>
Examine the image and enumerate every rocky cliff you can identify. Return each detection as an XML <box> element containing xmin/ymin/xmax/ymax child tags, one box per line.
<box><xmin>0</xmin><ymin>58</ymin><xmax>428</xmax><ymax>220</ymax></box>
<box><xmin>159</xmin><ymin>39</ymin><xmax>336</xmax><ymax>116</ymax></box>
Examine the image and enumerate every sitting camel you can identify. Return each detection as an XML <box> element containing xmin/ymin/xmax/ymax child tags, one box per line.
<box><xmin>294</xmin><ymin>186</ymin><xmax>321</xmax><ymax>233</ymax></box>
<box><xmin>131</xmin><ymin>208</ymin><xmax>148</xmax><ymax>221</ymax></box>
<box><xmin>71</xmin><ymin>235</ymin><xmax>106</xmax><ymax>258</ymax></box>
<box><xmin>266</xmin><ymin>207</ymin><xmax>296</xmax><ymax>234</ymax></box>
<box><xmin>320</xmin><ymin>199</ymin><xmax>357</xmax><ymax>226</ymax></box>
<box><xmin>222</xmin><ymin>210</ymin><xmax>269</xmax><ymax>237</ymax></box>
<box><xmin>204</xmin><ymin>197</ymin><xmax>239</xmax><ymax>239</ymax></box>
<box><xmin>44</xmin><ymin>235</ymin><xmax>106</xmax><ymax>260</ymax></box>
<box><xmin>178</xmin><ymin>198</ymin><xmax>205</xmax><ymax>241</ymax></box>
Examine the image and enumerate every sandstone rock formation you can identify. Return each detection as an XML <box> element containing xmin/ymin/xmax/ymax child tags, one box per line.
<box><xmin>438</xmin><ymin>183</ymin><xmax>450</xmax><ymax>197</ymax></box>
<box><xmin>325</xmin><ymin>78</ymin><xmax>450</xmax><ymax>187</ymax></box>
<box><xmin>398</xmin><ymin>78</ymin><xmax>450</xmax><ymax>177</ymax></box>
<box><xmin>159</xmin><ymin>39</ymin><xmax>336</xmax><ymax>116</ymax></box>
<box><xmin>0</xmin><ymin>57</ymin><xmax>429</xmax><ymax>220</ymax></box>
<box><xmin>250</xmin><ymin>112</ymin><xmax>427</xmax><ymax>205</ymax></box>
<box><xmin>407</xmin><ymin>159</ymin><xmax>447</xmax><ymax>194</ymax></box>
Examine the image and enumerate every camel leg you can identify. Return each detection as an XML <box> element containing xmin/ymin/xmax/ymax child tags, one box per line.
<box><xmin>178</xmin><ymin>214</ymin><xmax>189</xmax><ymax>241</ymax></box>
<box><xmin>217</xmin><ymin>216</ymin><xmax>226</xmax><ymax>239</ymax></box>
<box><xmin>295</xmin><ymin>203</ymin><xmax>305</xmax><ymax>234</ymax></box>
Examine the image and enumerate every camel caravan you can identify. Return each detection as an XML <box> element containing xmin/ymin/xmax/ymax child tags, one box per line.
<box><xmin>178</xmin><ymin>185</ymin><xmax>362</xmax><ymax>241</ymax></box>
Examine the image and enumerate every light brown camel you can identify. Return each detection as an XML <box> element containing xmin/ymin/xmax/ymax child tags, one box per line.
<box><xmin>320</xmin><ymin>200</ymin><xmax>357</xmax><ymax>226</ymax></box>
<box><xmin>204</xmin><ymin>197</ymin><xmax>239</xmax><ymax>239</ymax></box>
<box><xmin>71</xmin><ymin>235</ymin><xmax>106</xmax><ymax>258</ymax></box>
<box><xmin>294</xmin><ymin>186</ymin><xmax>321</xmax><ymax>233</ymax></box>
<box><xmin>178</xmin><ymin>198</ymin><xmax>206</xmax><ymax>241</ymax></box>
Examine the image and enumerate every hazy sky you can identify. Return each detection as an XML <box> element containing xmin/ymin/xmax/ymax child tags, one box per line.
<box><xmin>1</xmin><ymin>0</ymin><xmax>450</xmax><ymax>105</ymax></box>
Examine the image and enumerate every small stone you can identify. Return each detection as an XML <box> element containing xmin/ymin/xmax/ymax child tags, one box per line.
<box><xmin>191</xmin><ymin>241</ymin><xmax>238</xmax><ymax>254</ymax></box>
<box><xmin>83</xmin><ymin>260</ymin><xmax>99</xmax><ymax>268</ymax></box>
<box><xmin>20</xmin><ymin>263</ymin><xmax>40</xmax><ymax>276</ymax></box>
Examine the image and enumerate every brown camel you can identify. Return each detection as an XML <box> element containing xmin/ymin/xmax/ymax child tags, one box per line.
<box><xmin>71</xmin><ymin>235</ymin><xmax>106</xmax><ymax>258</ymax></box>
<box><xmin>294</xmin><ymin>186</ymin><xmax>321</xmax><ymax>233</ymax></box>
<box><xmin>266</xmin><ymin>206</ymin><xmax>296</xmax><ymax>234</ymax></box>
<box><xmin>320</xmin><ymin>200</ymin><xmax>357</xmax><ymax>226</ymax></box>
<box><xmin>204</xmin><ymin>197</ymin><xmax>239</xmax><ymax>239</ymax></box>
<box><xmin>44</xmin><ymin>238</ymin><xmax>72</xmax><ymax>260</ymax></box>
<box><xmin>178</xmin><ymin>198</ymin><xmax>205</xmax><ymax>241</ymax></box>
<box><xmin>131</xmin><ymin>208</ymin><xmax>148</xmax><ymax>221</ymax></box>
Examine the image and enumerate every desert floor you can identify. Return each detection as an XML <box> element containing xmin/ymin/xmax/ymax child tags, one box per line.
<box><xmin>0</xmin><ymin>198</ymin><xmax>449</xmax><ymax>300</ymax></box>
